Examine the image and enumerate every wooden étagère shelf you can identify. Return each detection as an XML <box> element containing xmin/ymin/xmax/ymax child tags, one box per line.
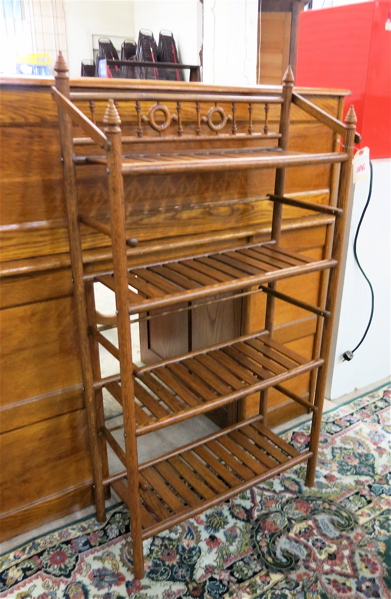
<box><xmin>113</xmin><ymin>414</ymin><xmax>310</xmax><ymax>539</ymax></box>
<box><xmin>94</xmin><ymin>239</ymin><xmax>337</xmax><ymax>314</ymax></box>
<box><xmin>101</xmin><ymin>331</ymin><xmax>323</xmax><ymax>439</ymax></box>
<box><xmin>52</xmin><ymin>52</ymin><xmax>357</xmax><ymax>579</ymax></box>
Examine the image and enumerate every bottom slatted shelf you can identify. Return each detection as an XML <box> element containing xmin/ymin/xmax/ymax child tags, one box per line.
<box><xmin>111</xmin><ymin>414</ymin><xmax>312</xmax><ymax>539</ymax></box>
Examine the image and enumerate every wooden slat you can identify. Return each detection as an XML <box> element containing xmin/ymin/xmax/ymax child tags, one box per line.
<box><xmin>168</xmin><ymin>455</ymin><xmax>215</xmax><ymax>500</ymax></box>
<box><xmin>195</xmin><ymin>353</ymin><xmax>247</xmax><ymax>390</ymax></box>
<box><xmin>223</xmin><ymin>344</ymin><xmax>277</xmax><ymax>378</ymax></box>
<box><xmin>181</xmin><ymin>450</ymin><xmax>229</xmax><ymax>493</ymax></box>
<box><xmin>127</xmin><ymin>272</ymin><xmax>162</xmax><ymax>298</ymax></box>
<box><xmin>275</xmin><ymin>245</ymin><xmax>313</xmax><ymax>264</ymax></box>
<box><xmin>241</xmin><ymin>425</ymin><xmax>290</xmax><ymax>464</ymax></box>
<box><xmin>253</xmin><ymin>422</ymin><xmax>300</xmax><ymax>458</ymax></box>
<box><xmin>138</xmin><ymin>372</ymin><xmax>186</xmax><ymax>414</ymax></box>
<box><xmin>214</xmin><ymin>253</ymin><xmax>261</xmax><ymax>276</ymax></box>
<box><xmin>70</xmin><ymin>90</ymin><xmax>284</xmax><ymax>103</ymax></box>
<box><xmin>237</xmin><ymin>248</ymin><xmax>287</xmax><ymax>271</ymax></box>
<box><xmin>206</xmin><ymin>440</ymin><xmax>254</xmax><ymax>480</ymax></box>
<box><xmin>167</xmin><ymin>362</ymin><xmax>217</xmax><ymax>402</ymax></box>
<box><xmin>194</xmin><ymin>445</ymin><xmax>242</xmax><ymax>487</ymax></box>
<box><xmin>137</xmin><ymin>268</ymin><xmax>180</xmax><ymax>295</ymax></box>
<box><xmin>140</xmin><ymin>486</ymin><xmax>176</xmax><ymax>521</ymax></box>
<box><xmin>247</xmin><ymin>338</ymin><xmax>299</xmax><ymax>370</ymax></box>
<box><xmin>255</xmin><ymin>246</ymin><xmax>302</xmax><ymax>268</ymax></box>
<box><xmin>141</xmin><ymin>469</ymin><xmax>185</xmax><ymax>514</ymax></box>
<box><xmin>102</xmin><ymin>427</ymin><xmax>126</xmax><ymax>465</ymax></box>
<box><xmin>233</xmin><ymin>249</ymin><xmax>281</xmax><ymax>272</ymax></box>
<box><xmin>245</xmin><ymin>246</ymin><xmax>303</xmax><ymax>268</ymax></box>
<box><xmin>262</xmin><ymin>335</ymin><xmax>307</xmax><ymax>365</ymax></box>
<box><xmin>167</xmin><ymin>262</ymin><xmax>217</xmax><ymax>286</ymax></box>
<box><xmin>184</xmin><ymin>258</ymin><xmax>232</xmax><ymax>283</ymax></box>
<box><xmin>150</xmin><ymin>264</ymin><xmax>199</xmax><ymax>290</ymax></box>
<box><xmin>218</xmin><ymin>435</ymin><xmax>266</xmax><ymax>475</ymax></box>
<box><xmin>229</xmin><ymin>429</ymin><xmax>275</xmax><ymax>469</ymax></box>
<box><xmin>133</xmin><ymin>379</ymin><xmax>169</xmax><ymax>419</ymax></box>
<box><xmin>209</xmin><ymin>350</ymin><xmax>259</xmax><ymax>385</ymax></box>
<box><xmin>154</xmin><ymin>462</ymin><xmax>201</xmax><ymax>507</ymax></box>
<box><xmin>184</xmin><ymin>358</ymin><xmax>233</xmax><ymax>395</ymax></box>
<box><xmin>154</xmin><ymin>367</ymin><xmax>201</xmax><ymax>408</ymax></box>
<box><xmin>239</xmin><ymin>340</ymin><xmax>287</xmax><ymax>374</ymax></box>
<box><xmin>197</xmin><ymin>255</ymin><xmax>249</xmax><ymax>279</ymax></box>
<box><xmin>104</xmin><ymin>381</ymin><xmax>123</xmax><ymax>406</ymax></box>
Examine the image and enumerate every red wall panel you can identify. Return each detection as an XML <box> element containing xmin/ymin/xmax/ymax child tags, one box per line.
<box><xmin>296</xmin><ymin>1</ymin><xmax>391</xmax><ymax>158</ymax></box>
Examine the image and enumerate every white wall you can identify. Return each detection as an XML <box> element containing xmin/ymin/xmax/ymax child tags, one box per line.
<box><xmin>63</xmin><ymin>0</ymin><xmax>134</xmax><ymax>77</ymax></box>
<box><xmin>203</xmin><ymin>0</ymin><xmax>258</xmax><ymax>85</ymax></box>
<box><xmin>326</xmin><ymin>158</ymin><xmax>391</xmax><ymax>399</ymax></box>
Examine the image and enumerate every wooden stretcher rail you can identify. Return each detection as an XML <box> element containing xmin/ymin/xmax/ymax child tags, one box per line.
<box><xmin>258</xmin><ymin>284</ymin><xmax>331</xmax><ymax>318</ymax></box>
<box><xmin>69</xmin><ymin>91</ymin><xmax>284</xmax><ymax>104</ymax></box>
<box><xmin>115</xmin><ymin>150</ymin><xmax>349</xmax><ymax>176</ymax></box>
<box><xmin>274</xmin><ymin>384</ymin><xmax>317</xmax><ymax>412</ymax></box>
<box><xmin>73</xmin><ymin>131</ymin><xmax>282</xmax><ymax>146</ymax></box>
<box><xmin>268</xmin><ymin>193</ymin><xmax>343</xmax><ymax>216</ymax></box>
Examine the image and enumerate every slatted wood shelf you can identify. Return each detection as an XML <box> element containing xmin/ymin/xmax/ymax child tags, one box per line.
<box><xmin>109</xmin><ymin>413</ymin><xmax>311</xmax><ymax>538</ymax></box>
<box><xmin>77</xmin><ymin>148</ymin><xmax>348</xmax><ymax>175</ymax></box>
<box><xmin>102</xmin><ymin>331</ymin><xmax>323</xmax><ymax>436</ymax></box>
<box><xmin>96</xmin><ymin>240</ymin><xmax>337</xmax><ymax>315</ymax></box>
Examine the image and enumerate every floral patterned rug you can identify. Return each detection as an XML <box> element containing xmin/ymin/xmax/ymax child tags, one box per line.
<box><xmin>1</xmin><ymin>384</ymin><xmax>390</xmax><ymax>599</ymax></box>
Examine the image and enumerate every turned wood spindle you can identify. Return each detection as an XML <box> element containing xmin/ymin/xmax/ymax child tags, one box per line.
<box><xmin>264</xmin><ymin>103</ymin><xmax>270</xmax><ymax>135</ymax></box>
<box><xmin>89</xmin><ymin>100</ymin><xmax>96</xmax><ymax>124</ymax></box>
<box><xmin>135</xmin><ymin>100</ymin><xmax>143</xmax><ymax>138</ymax></box>
<box><xmin>196</xmin><ymin>101</ymin><xmax>201</xmax><ymax>136</ymax></box>
<box><xmin>176</xmin><ymin>101</ymin><xmax>183</xmax><ymax>137</ymax></box>
<box><xmin>248</xmin><ymin>102</ymin><xmax>254</xmax><ymax>135</ymax></box>
<box><xmin>231</xmin><ymin>102</ymin><xmax>237</xmax><ymax>135</ymax></box>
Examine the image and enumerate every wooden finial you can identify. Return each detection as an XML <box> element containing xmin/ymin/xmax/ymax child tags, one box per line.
<box><xmin>345</xmin><ymin>105</ymin><xmax>357</xmax><ymax>125</ymax></box>
<box><xmin>103</xmin><ymin>99</ymin><xmax>121</xmax><ymax>129</ymax></box>
<box><xmin>282</xmin><ymin>65</ymin><xmax>295</xmax><ymax>85</ymax></box>
<box><xmin>54</xmin><ymin>51</ymin><xmax>69</xmax><ymax>77</ymax></box>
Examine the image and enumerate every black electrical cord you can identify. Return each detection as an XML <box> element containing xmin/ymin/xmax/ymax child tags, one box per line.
<box><xmin>342</xmin><ymin>160</ymin><xmax>375</xmax><ymax>361</ymax></box>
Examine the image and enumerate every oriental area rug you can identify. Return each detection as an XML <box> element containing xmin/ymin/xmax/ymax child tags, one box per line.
<box><xmin>1</xmin><ymin>384</ymin><xmax>390</xmax><ymax>599</ymax></box>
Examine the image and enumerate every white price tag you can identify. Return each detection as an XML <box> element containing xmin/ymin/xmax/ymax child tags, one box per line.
<box><xmin>353</xmin><ymin>147</ymin><xmax>370</xmax><ymax>183</ymax></box>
